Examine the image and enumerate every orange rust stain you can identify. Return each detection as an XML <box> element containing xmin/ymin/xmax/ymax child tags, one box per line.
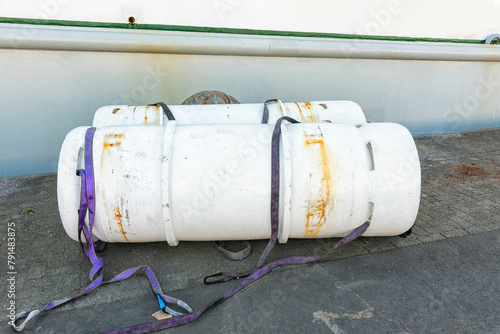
<box><xmin>112</xmin><ymin>108</ymin><xmax>121</xmax><ymax>114</ymax></box>
<box><xmin>305</xmin><ymin>134</ymin><xmax>325</xmax><ymax>145</ymax></box>
<box><xmin>278</xmin><ymin>103</ymin><xmax>284</xmax><ymax>116</ymax></box>
<box><xmin>304</xmin><ymin>132</ymin><xmax>333</xmax><ymax>238</ymax></box>
<box><xmin>103</xmin><ymin>133</ymin><xmax>124</xmax><ymax>149</ymax></box>
<box><xmin>114</xmin><ymin>206</ymin><xmax>129</xmax><ymax>242</ymax></box>
<box><xmin>103</xmin><ymin>141</ymin><xmax>122</xmax><ymax>148</ymax></box>
<box><xmin>295</xmin><ymin>102</ymin><xmax>318</xmax><ymax>123</ymax></box>
<box><xmin>144</xmin><ymin>106</ymin><xmax>161</xmax><ymax>125</ymax></box>
<box><xmin>296</xmin><ymin>103</ymin><xmax>305</xmax><ymax>122</ymax></box>
<box><xmin>152</xmin><ymin>106</ymin><xmax>161</xmax><ymax>124</ymax></box>
<box><xmin>102</xmin><ymin>133</ymin><xmax>124</xmax><ymax>168</ymax></box>
<box><xmin>144</xmin><ymin>105</ymin><xmax>150</xmax><ymax>124</ymax></box>
<box><xmin>305</xmin><ymin>200</ymin><xmax>326</xmax><ymax>237</ymax></box>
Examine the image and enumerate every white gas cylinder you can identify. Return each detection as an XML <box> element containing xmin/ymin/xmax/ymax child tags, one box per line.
<box><xmin>57</xmin><ymin>122</ymin><xmax>420</xmax><ymax>245</ymax></box>
<box><xmin>92</xmin><ymin>101</ymin><xmax>366</xmax><ymax>127</ymax></box>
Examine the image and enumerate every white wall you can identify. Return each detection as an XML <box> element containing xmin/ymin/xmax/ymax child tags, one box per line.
<box><xmin>1</xmin><ymin>45</ymin><xmax>499</xmax><ymax>178</ymax></box>
<box><xmin>1</xmin><ymin>0</ymin><xmax>498</xmax><ymax>40</ymax></box>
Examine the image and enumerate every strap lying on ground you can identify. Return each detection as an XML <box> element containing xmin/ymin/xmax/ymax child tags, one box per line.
<box><xmin>213</xmin><ymin>241</ymin><xmax>252</xmax><ymax>261</ymax></box>
<box><xmin>205</xmin><ymin>115</ymin><xmax>300</xmax><ymax>284</ymax></box>
<box><xmin>107</xmin><ymin>116</ymin><xmax>371</xmax><ymax>333</ymax></box>
<box><xmin>187</xmin><ymin>95</ymin><xmax>254</xmax><ymax>261</ymax></box>
<box><xmin>11</xmin><ymin>127</ymin><xmax>191</xmax><ymax>332</ymax></box>
<box><xmin>109</xmin><ymin>223</ymin><xmax>370</xmax><ymax>333</ymax></box>
<box><xmin>11</xmin><ymin>114</ymin><xmax>372</xmax><ymax>333</ymax></box>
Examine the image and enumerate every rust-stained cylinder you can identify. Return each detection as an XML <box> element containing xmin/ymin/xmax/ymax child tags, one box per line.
<box><xmin>92</xmin><ymin>101</ymin><xmax>366</xmax><ymax>127</ymax></box>
<box><xmin>58</xmin><ymin>121</ymin><xmax>420</xmax><ymax>245</ymax></box>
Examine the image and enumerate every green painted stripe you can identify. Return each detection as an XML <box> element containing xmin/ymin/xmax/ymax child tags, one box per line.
<box><xmin>0</xmin><ymin>16</ymin><xmax>486</xmax><ymax>44</ymax></box>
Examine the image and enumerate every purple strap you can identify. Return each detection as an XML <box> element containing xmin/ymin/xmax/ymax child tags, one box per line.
<box><xmin>107</xmin><ymin>223</ymin><xmax>370</xmax><ymax>334</ymax></box>
<box><xmin>214</xmin><ymin>241</ymin><xmax>252</xmax><ymax>261</ymax></box>
<box><xmin>259</xmin><ymin>116</ymin><xmax>301</xmax><ymax>267</ymax></box>
<box><xmin>107</xmin><ymin>116</ymin><xmax>371</xmax><ymax>333</ymax></box>
<box><xmin>261</xmin><ymin>98</ymin><xmax>279</xmax><ymax>124</ymax></box>
<box><xmin>11</xmin><ymin>127</ymin><xmax>191</xmax><ymax>331</ymax></box>
<box><xmin>211</xmin><ymin>97</ymin><xmax>279</xmax><ymax>261</ymax></box>
<box><xmin>205</xmin><ymin>116</ymin><xmax>301</xmax><ymax>284</ymax></box>
<box><xmin>13</xmin><ymin>117</ymin><xmax>371</xmax><ymax>333</ymax></box>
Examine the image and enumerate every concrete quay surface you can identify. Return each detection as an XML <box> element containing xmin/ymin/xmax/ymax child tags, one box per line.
<box><xmin>1</xmin><ymin>127</ymin><xmax>500</xmax><ymax>333</ymax></box>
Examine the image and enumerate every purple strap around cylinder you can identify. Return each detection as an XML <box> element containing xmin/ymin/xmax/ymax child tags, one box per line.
<box><xmin>261</xmin><ymin>98</ymin><xmax>279</xmax><ymax>124</ymax></box>
<box><xmin>106</xmin><ymin>116</ymin><xmax>370</xmax><ymax>334</ymax></box>
<box><xmin>14</xmin><ymin>116</ymin><xmax>371</xmax><ymax>333</ymax></box>
<box><xmin>212</xmin><ymin>116</ymin><xmax>300</xmax><ymax>281</ymax></box>
<box><xmin>257</xmin><ymin>116</ymin><xmax>300</xmax><ymax>268</ymax></box>
<box><xmin>12</xmin><ymin>127</ymin><xmax>191</xmax><ymax>331</ymax></box>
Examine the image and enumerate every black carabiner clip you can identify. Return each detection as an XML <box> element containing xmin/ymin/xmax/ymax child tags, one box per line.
<box><xmin>204</xmin><ymin>272</ymin><xmax>236</xmax><ymax>285</ymax></box>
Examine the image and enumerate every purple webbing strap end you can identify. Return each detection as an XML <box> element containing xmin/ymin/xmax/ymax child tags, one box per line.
<box><xmin>11</xmin><ymin>128</ymin><xmax>99</xmax><ymax>332</ymax></box>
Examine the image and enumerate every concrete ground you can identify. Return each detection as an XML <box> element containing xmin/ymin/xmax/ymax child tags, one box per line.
<box><xmin>1</xmin><ymin>127</ymin><xmax>499</xmax><ymax>334</ymax></box>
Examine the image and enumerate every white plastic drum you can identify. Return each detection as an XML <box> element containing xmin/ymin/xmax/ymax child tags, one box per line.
<box><xmin>92</xmin><ymin>101</ymin><xmax>366</xmax><ymax>127</ymax></box>
<box><xmin>57</xmin><ymin>122</ymin><xmax>420</xmax><ymax>245</ymax></box>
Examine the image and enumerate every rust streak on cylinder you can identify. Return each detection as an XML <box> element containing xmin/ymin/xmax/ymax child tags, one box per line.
<box><xmin>103</xmin><ymin>133</ymin><xmax>124</xmax><ymax>149</ymax></box>
<box><xmin>153</xmin><ymin>106</ymin><xmax>160</xmax><ymax>125</ymax></box>
<box><xmin>278</xmin><ymin>102</ymin><xmax>284</xmax><ymax>116</ymax></box>
<box><xmin>114</xmin><ymin>205</ymin><xmax>129</xmax><ymax>242</ymax></box>
<box><xmin>144</xmin><ymin>105</ymin><xmax>149</xmax><ymax>124</ymax></box>
<box><xmin>102</xmin><ymin>133</ymin><xmax>124</xmax><ymax>168</ymax></box>
<box><xmin>296</xmin><ymin>102</ymin><xmax>318</xmax><ymax>123</ymax></box>
<box><xmin>144</xmin><ymin>106</ymin><xmax>161</xmax><ymax>125</ymax></box>
<box><xmin>305</xmin><ymin>199</ymin><xmax>326</xmax><ymax>237</ymax></box>
<box><xmin>304</xmin><ymin>132</ymin><xmax>332</xmax><ymax>238</ymax></box>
